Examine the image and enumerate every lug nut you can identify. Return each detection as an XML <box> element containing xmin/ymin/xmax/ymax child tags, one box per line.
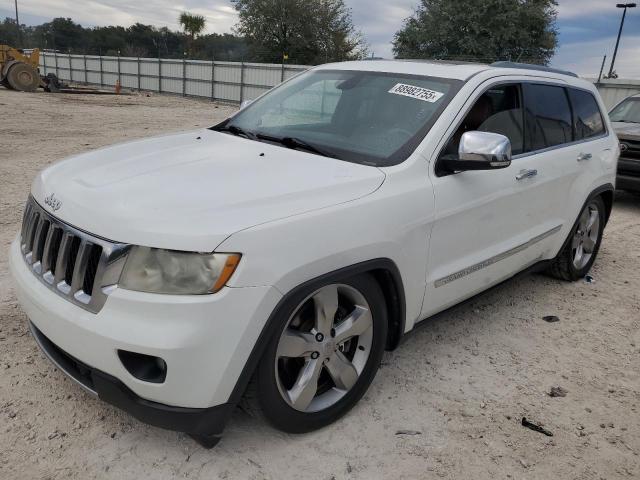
<box><xmin>311</xmin><ymin>351</ymin><xmax>319</xmax><ymax>359</ymax></box>
<box><xmin>315</xmin><ymin>333</ymin><xmax>324</xmax><ymax>342</ymax></box>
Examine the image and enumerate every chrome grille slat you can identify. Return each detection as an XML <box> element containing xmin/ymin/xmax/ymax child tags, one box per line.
<box><xmin>54</xmin><ymin>232</ymin><xmax>73</xmax><ymax>285</ymax></box>
<box><xmin>20</xmin><ymin>203</ymin><xmax>33</xmax><ymax>242</ymax></box>
<box><xmin>24</xmin><ymin>210</ymin><xmax>40</xmax><ymax>256</ymax></box>
<box><xmin>31</xmin><ymin>218</ymin><xmax>49</xmax><ymax>269</ymax></box>
<box><xmin>40</xmin><ymin>225</ymin><xmax>58</xmax><ymax>275</ymax></box>
<box><xmin>70</xmin><ymin>241</ymin><xmax>91</xmax><ymax>293</ymax></box>
<box><xmin>19</xmin><ymin>197</ymin><xmax>130</xmax><ymax>313</ymax></box>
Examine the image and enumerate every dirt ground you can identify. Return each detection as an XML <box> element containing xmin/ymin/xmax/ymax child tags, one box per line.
<box><xmin>0</xmin><ymin>87</ymin><xmax>639</xmax><ymax>480</ymax></box>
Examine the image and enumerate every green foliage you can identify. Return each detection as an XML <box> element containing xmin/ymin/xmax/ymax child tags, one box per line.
<box><xmin>231</xmin><ymin>0</ymin><xmax>368</xmax><ymax>64</ymax></box>
<box><xmin>393</xmin><ymin>0</ymin><xmax>558</xmax><ymax>65</ymax></box>
<box><xmin>0</xmin><ymin>16</ymin><xmax>246</xmax><ymax>61</ymax></box>
<box><xmin>179</xmin><ymin>11</ymin><xmax>206</xmax><ymax>56</ymax></box>
<box><xmin>0</xmin><ymin>17</ymin><xmax>20</xmax><ymax>45</ymax></box>
<box><xmin>179</xmin><ymin>12</ymin><xmax>206</xmax><ymax>39</ymax></box>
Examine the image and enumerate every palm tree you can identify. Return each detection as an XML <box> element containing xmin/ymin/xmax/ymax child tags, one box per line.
<box><xmin>179</xmin><ymin>12</ymin><xmax>206</xmax><ymax>56</ymax></box>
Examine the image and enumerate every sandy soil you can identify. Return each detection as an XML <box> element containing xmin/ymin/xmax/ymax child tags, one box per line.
<box><xmin>1</xmin><ymin>87</ymin><xmax>639</xmax><ymax>480</ymax></box>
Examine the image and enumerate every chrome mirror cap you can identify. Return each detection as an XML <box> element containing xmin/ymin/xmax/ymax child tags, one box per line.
<box><xmin>459</xmin><ymin>131</ymin><xmax>512</xmax><ymax>167</ymax></box>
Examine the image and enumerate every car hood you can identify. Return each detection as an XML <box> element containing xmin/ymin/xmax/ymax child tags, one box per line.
<box><xmin>32</xmin><ymin>130</ymin><xmax>385</xmax><ymax>251</ymax></box>
<box><xmin>612</xmin><ymin>121</ymin><xmax>640</xmax><ymax>140</ymax></box>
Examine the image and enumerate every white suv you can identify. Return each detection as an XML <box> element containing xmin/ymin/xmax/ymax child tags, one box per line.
<box><xmin>9</xmin><ymin>60</ymin><xmax>618</xmax><ymax>447</ymax></box>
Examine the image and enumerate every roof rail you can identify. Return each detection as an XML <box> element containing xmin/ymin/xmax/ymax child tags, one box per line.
<box><xmin>490</xmin><ymin>61</ymin><xmax>578</xmax><ymax>78</ymax></box>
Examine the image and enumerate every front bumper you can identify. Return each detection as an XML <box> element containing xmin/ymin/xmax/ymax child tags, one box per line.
<box><xmin>29</xmin><ymin>320</ymin><xmax>233</xmax><ymax>443</ymax></box>
<box><xmin>9</xmin><ymin>237</ymin><xmax>282</xmax><ymax>429</ymax></box>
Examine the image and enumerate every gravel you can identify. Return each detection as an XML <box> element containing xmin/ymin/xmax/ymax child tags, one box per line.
<box><xmin>1</xmin><ymin>87</ymin><xmax>639</xmax><ymax>479</ymax></box>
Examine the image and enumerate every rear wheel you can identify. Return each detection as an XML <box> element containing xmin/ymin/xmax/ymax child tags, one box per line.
<box><xmin>6</xmin><ymin>63</ymin><xmax>40</xmax><ymax>92</ymax></box>
<box><xmin>246</xmin><ymin>274</ymin><xmax>387</xmax><ymax>433</ymax></box>
<box><xmin>548</xmin><ymin>196</ymin><xmax>606</xmax><ymax>281</ymax></box>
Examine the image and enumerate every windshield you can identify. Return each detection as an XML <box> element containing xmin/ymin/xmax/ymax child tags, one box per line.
<box><xmin>610</xmin><ymin>98</ymin><xmax>640</xmax><ymax>124</ymax></box>
<box><xmin>213</xmin><ymin>69</ymin><xmax>462</xmax><ymax>166</ymax></box>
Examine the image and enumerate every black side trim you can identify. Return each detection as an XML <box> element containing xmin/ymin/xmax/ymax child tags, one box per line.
<box><xmin>30</xmin><ymin>321</ymin><xmax>233</xmax><ymax>441</ymax></box>
<box><xmin>227</xmin><ymin>258</ymin><xmax>406</xmax><ymax>404</ymax></box>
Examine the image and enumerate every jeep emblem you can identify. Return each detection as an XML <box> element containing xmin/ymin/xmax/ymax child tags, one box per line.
<box><xmin>44</xmin><ymin>193</ymin><xmax>62</xmax><ymax>212</ymax></box>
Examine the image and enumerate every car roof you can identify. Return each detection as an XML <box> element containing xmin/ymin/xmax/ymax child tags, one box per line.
<box><xmin>315</xmin><ymin>59</ymin><xmax>582</xmax><ymax>83</ymax></box>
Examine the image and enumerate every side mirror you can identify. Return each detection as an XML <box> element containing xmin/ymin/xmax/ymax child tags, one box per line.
<box><xmin>240</xmin><ymin>99</ymin><xmax>253</xmax><ymax>110</ymax></box>
<box><xmin>442</xmin><ymin>131</ymin><xmax>512</xmax><ymax>172</ymax></box>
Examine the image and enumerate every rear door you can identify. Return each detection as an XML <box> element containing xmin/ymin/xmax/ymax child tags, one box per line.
<box><xmin>518</xmin><ymin>84</ymin><xmax>613</xmax><ymax>259</ymax></box>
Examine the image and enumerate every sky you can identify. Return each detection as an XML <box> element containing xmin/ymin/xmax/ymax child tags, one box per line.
<box><xmin>2</xmin><ymin>0</ymin><xmax>639</xmax><ymax>78</ymax></box>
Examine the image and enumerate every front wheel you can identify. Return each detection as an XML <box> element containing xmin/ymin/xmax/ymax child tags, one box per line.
<box><xmin>548</xmin><ymin>196</ymin><xmax>606</xmax><ymax>281</ymax></box>
<box><xmin>247</xmin><ymin>274</ymin><xmax>387</xmax><ymax>433</ymax></box>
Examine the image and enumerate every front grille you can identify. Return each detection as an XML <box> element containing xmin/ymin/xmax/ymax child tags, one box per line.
<box><xmin>20</xmin><ymin>196</ymin><xmax>130</xmax><ymax>313</ymax></box>
<box><xmin>620</xmin><ymin>139</ymin><xmax>640</xmax><ymax>160</ymax></box>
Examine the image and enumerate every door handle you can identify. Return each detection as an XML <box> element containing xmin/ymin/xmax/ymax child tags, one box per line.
<box><xmin>577</xmin><ymin>152</ymin><xmax>592</xmax><ymax>162</ymax></box>
<box><xmin>516</xmin><ymin>169</ymin><xmax>538</xmax><ymax>180</ymax></box>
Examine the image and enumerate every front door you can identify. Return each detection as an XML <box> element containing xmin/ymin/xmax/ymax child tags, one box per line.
<box><xmin>420</xmin><ymin>81</ymin><xmax>568</xmax><ymax>318</ymax></box>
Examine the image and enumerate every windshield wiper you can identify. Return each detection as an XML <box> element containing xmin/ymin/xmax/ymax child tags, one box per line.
<box><xmin>256</xmin><ymin>134</ymin><xmax>338</xmax><ymax>158</ymax></box>
<box><xmin>215</xmin><ymin>124</ymin><xmax>257</xmax><ymax>139</ymax></box>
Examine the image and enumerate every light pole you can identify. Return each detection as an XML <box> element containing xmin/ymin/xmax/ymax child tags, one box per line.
<box><xmin>608</xmin><ymin>3</ymin><xmax>636</xmax><ymax>78</ymax></box>
<box><xmin>14</xmin><ymin>0</ymin><xmax>21</xmax><ymax>46</ymax></box>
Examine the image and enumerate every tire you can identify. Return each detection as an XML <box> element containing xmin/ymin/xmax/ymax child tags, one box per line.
<box><xmin>6</xmin><ymin>63</ymin><xmax>40</xmax><ymax>92</ymax></box>
<box><xmin>547</xmin><ymin>196</ymin><xmax>606</xmax><ymax>281</ymax></box>
<box><xmin>246</xmin><ymin>274</ymin><xmax>387</xmax><ymax>433</ymax></box>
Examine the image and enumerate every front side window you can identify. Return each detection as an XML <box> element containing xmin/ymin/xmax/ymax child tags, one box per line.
<box><xmin>215</xmin><ymin>70</ymin><xmax>462</xmax><ymax>166</ymax></box>
<box><xmin>523</xmin><ymin>84</ymin><xmax>573</xmax><ymax>151</ymax></box>
<box><xmin>609</xmin><ymin>97</ymin><xmax>640</xmax><ymax>124</ymax></box>
<box><xmin>441</xmin><ymin>84</ymin><xmax>524</xmax><ymax>158</ymax></box>
<box><xmin>569</xmin><ymin>88</ymin><xmax>605</xmax><ymax>140</ymax></box>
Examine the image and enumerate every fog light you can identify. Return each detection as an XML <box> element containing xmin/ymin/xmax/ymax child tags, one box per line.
<box><xmin>118</xmin><ymin>350</ymin><xmax>167</xmax><ymax>384</ymax></box>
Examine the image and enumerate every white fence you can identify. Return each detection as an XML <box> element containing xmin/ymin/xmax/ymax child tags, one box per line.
<box><xmin>39</xmin><ymin>52</ymin><xmax>640</xmax><ymax>109</ymax></box>
<box><xmin>593</xmin><ymin>79</ymin><xmax>640</xmax><ymax>110</ymax></box>
<box><xmin>39</xmin><ymin>51</ymin><xmax>310</xmax><ymax>104</ymax></box>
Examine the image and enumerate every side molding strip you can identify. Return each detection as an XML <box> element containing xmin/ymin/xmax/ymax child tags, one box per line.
<box><xmin>434</xmin><ymin>225</ymin><xmax>562</xmax><ymax>288</ymax></box>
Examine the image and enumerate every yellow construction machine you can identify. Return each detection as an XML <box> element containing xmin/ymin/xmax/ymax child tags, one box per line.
<box><xmin>0</xmin><ymin>45</ymin><xmax>42</xmax><ymax>91</ymax></box>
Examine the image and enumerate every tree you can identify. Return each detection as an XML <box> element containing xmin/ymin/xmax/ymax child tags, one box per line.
<box><xmin>393</xmin><ymin>0</ymin><xmax>558</xmax><ymax>65</ymax></box>
<box><xmin>0</xmin><ymin>17</ymin><xmax>20</xmax><ymax>45</ymax></box>
<box><xmin>179</xmin><ymin>11</ymin><xmax>206</xmax><ymax>55</ymax></box>
<box><xmin>32</xmin><ymin>17</ymin><xmax>88</xmax><ymax>51</ymax></box>
<box><xmin>231</xmin><ymin>0</ymin><xmax>368</xmax><ymax>64</ymax></box>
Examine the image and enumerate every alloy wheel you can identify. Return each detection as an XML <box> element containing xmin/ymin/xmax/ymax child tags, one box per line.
<box><xmin>274</xmin><ymin>284</ymin><xmax>374</xmax><ymax>413</ymax></box>
<box><xmin>572</xmin><ymin>201</ymin><xmax>600</xmax><ymax>270</ymax></box>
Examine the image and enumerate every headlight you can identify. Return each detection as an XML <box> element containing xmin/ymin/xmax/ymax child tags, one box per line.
<box><xmin>119</xmin><ymin>247</ymin><xmax>241</xmax><ymax>295</ymax></box>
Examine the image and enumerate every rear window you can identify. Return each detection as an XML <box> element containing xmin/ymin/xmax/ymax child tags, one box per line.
<box><xmin>523</xmin><ymin>84</ymin><xmax>573</xmax><ymax>151</ymax></box>
<box><xmin>569</xmin><ymin>88</ymin><xmax>605</xmax><ymax>140</ymax></box>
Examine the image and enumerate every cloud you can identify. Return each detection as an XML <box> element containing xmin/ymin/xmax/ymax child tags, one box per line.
<box><xmin>552</xmin><ymin>35</ymin><xmax>640</xmax><ymax>78</ymax></box>
<box><xmin>556</xmin><ymin>0</ymin><xmax>629</xmax><ymax>19</ymax></box>
<box><xmin>2</xmin><ymin>0</ymin><xmax>639</xmax><ymax>78</ymax></box>
<box><xmin>6</xmin><ymin>0</ymin><xmax>238</xmax><ymax>34</ymax></box>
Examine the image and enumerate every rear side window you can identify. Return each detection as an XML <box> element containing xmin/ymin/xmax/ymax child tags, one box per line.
<box><xmin>569</xmin><ymin>88</ymin><xmax>605</xmax><ymax>140</ymax></box>
<box><xmin>523</xmin><ymin>84</ymin><xmax>573</xmax><ymax>151</ymax></box>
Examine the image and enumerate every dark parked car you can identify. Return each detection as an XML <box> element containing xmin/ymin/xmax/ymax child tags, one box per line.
<box><xmin>610</xmin><ymin>93</ymin><xmax>640</xmax><ymax>192</ymax></box>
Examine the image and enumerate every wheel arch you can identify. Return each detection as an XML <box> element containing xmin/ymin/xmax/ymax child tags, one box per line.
<box><xmin>556</xmin><ymin>183</ymin><xmax>614</xmax><ymax>257</ymax></box>
<box><xmin>599</xmin><ymin>187</ymin><xmax>614</xmax><ymax>225</ymax></box>
<box><xmin>228</xmin><ymin>258</ymin><xmax>407</xmax><ymax>405</ymax></box>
